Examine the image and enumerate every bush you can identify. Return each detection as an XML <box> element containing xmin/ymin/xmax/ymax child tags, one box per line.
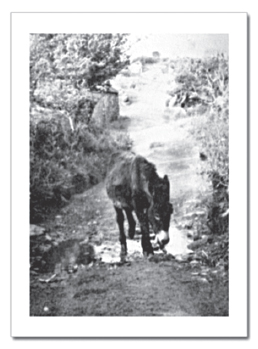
<box><xmin>194</xmin><ymin>96</ymin><xmax>229</xmax><ymax>237</ymax></box>
<box><xmin>168</xmin><ymin>55</ymin><xmax>229</xmax><ymax>268</ymax></box>
<box><xmin>30</xmin><ymin>34</ymin><xmax>130</xmax><ymax>100</ymax></box>
<box><xmin>168</xmin><ymin>55</ymin><xmax>228</xmax><ymax>109</ymax></box>
<box><xmin>30</xmin><ymin>34</ymin><xmax>132</xmax><ymax>223</ymax></box>
<box><xmin>30</xmin><ymin>116</ymin><xmax>132</xmax><ymax>223</ymax></box>
<box><xmin>173</xmin><ymin>55</ymin><xmax>229</xmax><ymax>268</ymax></box>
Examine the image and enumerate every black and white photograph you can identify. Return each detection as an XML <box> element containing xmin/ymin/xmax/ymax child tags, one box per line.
<box><xmin>11</xmin><ymin>12</ymin><xmax>247</xmax><ymax>338</ymax></box>
<box><xmin>29</xmin><ymin>32</ymin><xmax>229</xmax><ymax>316</ymax></box>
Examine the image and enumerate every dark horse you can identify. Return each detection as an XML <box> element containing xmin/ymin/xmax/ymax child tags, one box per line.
<box><xmin>106</xmin><ymin>151</ymin><xmax>173</xmax><ymax>258</ymax></box>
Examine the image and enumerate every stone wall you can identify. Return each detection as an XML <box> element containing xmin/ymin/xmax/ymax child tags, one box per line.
<box><xmin>92</xmin><ymin>91</ymin><xmax>120</xmax><ymax>127</ymax></box>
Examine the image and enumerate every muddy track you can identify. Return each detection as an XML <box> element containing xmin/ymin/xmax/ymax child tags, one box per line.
<box><xmin>30</xmin><ymin>65</ymin><xmax>228</xmax><ymax>317</ymax></box>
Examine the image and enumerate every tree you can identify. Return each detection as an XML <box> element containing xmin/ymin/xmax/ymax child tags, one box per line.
<box><xmin>30</xmin><ymin>34</ymin><xmax>130</xmax><ymax>114</ymax></box>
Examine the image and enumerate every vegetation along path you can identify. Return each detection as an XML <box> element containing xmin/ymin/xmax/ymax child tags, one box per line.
<box><xmin>30</xmin><ymin>63</ymin><xmax>228</xmax><ymax>317</ymax></box>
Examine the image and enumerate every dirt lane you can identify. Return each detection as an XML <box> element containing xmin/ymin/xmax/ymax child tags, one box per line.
<box><xmin>113</xmin><ymin>65</ymin><xmax>211</xmax><ymax>258</ymax></box>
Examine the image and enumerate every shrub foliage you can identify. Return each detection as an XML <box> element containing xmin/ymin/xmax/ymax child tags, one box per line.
<box><xmin>168</xmin><ymin>54</ymin><xmax>228</xmax><ymax>110</ymax></box>
<box><xmin>30</xmin><ymin>34</ymin><xmax>131</xmax><ymax>223</ymax></box>
<box><xmin>171</xmin><ymin>54</ymin><xmax>229</xmax><ymax>266</ymax></box>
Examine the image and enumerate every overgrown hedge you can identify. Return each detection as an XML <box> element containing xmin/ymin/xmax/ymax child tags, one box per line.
<box><xmin>171</xmin><ymin>54</ymin><xmax>229</xmax><ymax>267</ymax></box>
<box><xmin>168</xmin><ymin>54</ymin><xmax>228</xmax><ymax>111</ymax></box>
<box><xmin>30</xmin><ymin>33</ymin><xmax>132</xmax><ymax>224</ymax></box>
<box><xmin>30</xmin><ymin>116</ymin><xmax>132</xmax><ymax>223</ymax></box>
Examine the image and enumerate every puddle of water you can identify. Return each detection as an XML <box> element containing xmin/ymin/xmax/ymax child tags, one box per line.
<box><xmin>94</xmin><ymin>222</ymin><xmax>191</xmax><ymax>264</ymax></box>
<box><xmin>94</xmin><ymin>239</ymin><xmax>144</xmax><ymax>264</ymax></box>
<box><xmin>37</xmin><ymin>238</ymin><xmax>94</xmax><ymax>273</ymax></box>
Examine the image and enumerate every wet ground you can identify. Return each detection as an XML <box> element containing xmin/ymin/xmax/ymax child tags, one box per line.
<box><xmin>30</xmin><ymin>63</ymin><xmax>228</xmax><ymax>317</ymax></box>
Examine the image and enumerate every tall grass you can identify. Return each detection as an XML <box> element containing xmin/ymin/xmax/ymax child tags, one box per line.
<box><xmin>171</xmin><ymin>54</ymin><xmax>229</xmax><ymax>237</ymax></box>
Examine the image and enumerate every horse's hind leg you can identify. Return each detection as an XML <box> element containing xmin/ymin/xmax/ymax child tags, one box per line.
<box><xmin>125</xmin><ymin>208</ymin><xmax>136</xmax><ymax>239</ymax></box>
<box><xmin>114</xmin><ymin>206</ymin><xmax>127</xmax><ymax>259</ymax></box>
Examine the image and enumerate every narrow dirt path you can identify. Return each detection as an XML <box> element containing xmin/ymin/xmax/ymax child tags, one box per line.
<box><xmin>96</xmin><ymin>64</ymin><xmax>211</xmax><ymax>261</ymax></box>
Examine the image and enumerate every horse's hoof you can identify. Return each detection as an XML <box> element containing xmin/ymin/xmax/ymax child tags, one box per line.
<box><xmin>143</xmin><ymin>251</ymin><xmax>154</xmax><ymax>259</ymax></box>
<box><xmin>147</xmin><ymin>254</ymin><xmax>155</xmax><ymax>261</ymax></box>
